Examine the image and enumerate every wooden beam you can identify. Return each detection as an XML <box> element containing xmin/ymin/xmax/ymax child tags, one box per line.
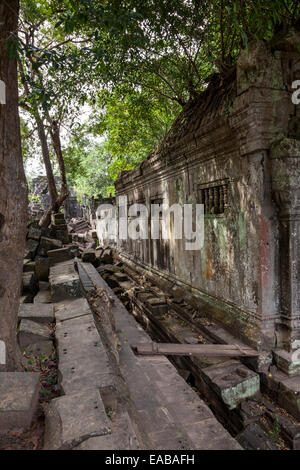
<box><xmin>131</xmin><ymin>342</ymin><xmax>259</xmax><ymax>357</ymax></box>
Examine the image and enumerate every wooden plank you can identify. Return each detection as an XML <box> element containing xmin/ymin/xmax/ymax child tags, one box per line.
<box><xmin>131</xmin><ymin>342</ymin><xmax>259</xmax><ymax>357</ymax></box>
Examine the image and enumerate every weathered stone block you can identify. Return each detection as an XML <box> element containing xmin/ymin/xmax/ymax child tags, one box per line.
<box><xmin>54</xmin><ymin>297</ymin><xmax>92</xmax><ymax>323</ymax></box>
<box><xmin>24</xmin><ymin>239</ymin><xmax>39</xmax><ymax>260</ymax></box>
<box><xmin>114</xmin><ymin>272</ymin><xmax>128</xmax><ymax>282</ymax></box>
<box><xmin>54</xmin><ymin>224</ymin><xmax>70</xmax><ymax>244</ymax></box>
<box><xmin>18</xmin><ymin>303</ymin><xmax>54</xmax><ymax>323</ymax></box>
<box><xmin>34</xmin><ymin>282</ymin><xmax>52</xmax><ymax>304</ymax></box>
<box><xmin>51</xmin><ymin>213</ymin><xmax>65</xmax><ymax>223</ymax></box>
<box><xmin>0</xmin><ymin>373</ymin><xmax>40</xmax><ymax>433</ymax></box>
<box><xmin>97</xmin><ymin>264</ymin><xmax>121</xmax><ymax>275</ymax></box>
<box><xmin>237</xmin><ymin>422</ymin><xmax>278</xmax><ymax>450</ymax></box>
<box><xmin>35</xmin><ymin>257</ymin><xmax>50</xmax><ymax>282</ymax></box>
<box><xmin>27</xmin><ymin>224</ymin><xmax>42</xmax><ymax>241</ymax></box>
<box><xmin>24</xmin><ymin>340</ymin><xmax>53</xmax><ymax>358</ymax></box>
<box><xmin>55</xmin><ymin>315</ymin><xmax>114</xmax><ymax>394</ymax></box>
<box><xmin>101</xmin><ymin>248</ymin><xmax>113</xmax><ymax>264</ymax></box>
<box><xmin>49</xmin><ymin>260</ymin><xmax>81</xmax><ymax>302</ymax></box>
<box><xmin>22</xmin><ymin>272</ymin><xmax>38</xmax><ymax>295</ymax></box>
<box><xmin>82</xmin><ymin>249</ymin><xmax>96</xmax><ymax>263</ymax></box>
<box><xmin>202</xmin><ymin>360</ymin><xmax>260</xmax><ymax>409</ymax></box>
<box><xmin>37</xmin><ymin>237</ymin><xmax>62</xmax><ymax>257</ymax></box>
<box><xmin>44</xmin><ymin>389</ymin><xmax>111</xmax><ymax>450</ymax></box>
<box><xmin>279</xmin><ymin>375</ymin><xmax>300</xmax><ymax>421</ymax></box>
<box><xmin>18</xmin><ymin>319</ymin><xmax>52</xmax><ymax>348</ymax></box>
<box><xmin>273</xmin><ymin>349</ymin><xmax>300</xmax><ymax>376</ymax></box>
<box><xmin>23</xmin><ymin>261</ymin><xmax>36</xmax><ymax>273</ymax></box>
<box><xmin>20</xmin><ymin>293</ymin><xmax>34</xmax><ymax>303</ymax></box>
<box><xmin>47</xmin><ymin>247</ymin><xmax>75</xmax><ymax>264</ymax></box>
<box><xmin>75</xmin><ymin>413</ymin><xmax>140</xmax><ymax>450</ymax></box>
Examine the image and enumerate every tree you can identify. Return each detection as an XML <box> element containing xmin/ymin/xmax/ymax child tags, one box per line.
<box><xmin>0</xmin><ymin>0</ymin><xmax>28</xmax><ymax>371</ymax></box>
<box><xmin>18</xmin><ymin>0</ymin><xmax>93</xmax><ymax>227</ymax></box>
<box><xmin>53</xmin><ymin>0</ymin><xmax>300</xmax><ymax>106</ymax></box>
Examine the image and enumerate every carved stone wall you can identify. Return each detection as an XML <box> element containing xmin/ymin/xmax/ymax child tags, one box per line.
<box><xmin>114</xmin><ymin>31</ymin><xmax>300</xmax><ymax>363</ymax></box>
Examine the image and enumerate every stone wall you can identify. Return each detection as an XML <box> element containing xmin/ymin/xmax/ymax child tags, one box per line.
<box><xmin>113</xmin><ymin>31</ymin><xmax>300</xmax><ymax>367</ymax></box>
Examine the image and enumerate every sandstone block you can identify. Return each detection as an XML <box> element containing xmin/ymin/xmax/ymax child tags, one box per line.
<box><xmin>19</xmin><ymin>319</ymin><xmax>52</xmax><ymax>348</ymax></box>
<box><xmin>0</xmin><ymin>373</ymin><xmax>40</xmax><ymax>432</ymax></box>
<box><xmin>24</xmin><ymin>239</ymin><xmax>39</xmax><ymax>260</ymax></box>
<box><xmin>82</xmin><ymin>249</ymin><xmax>96</xmax><ymax>263</ymax></box>
<box><xmin>47</xmin><ymin>247</ymin><xmax>75</xmax><ymax>264</ymax></box>
<box><xmin>44</xmin><ymin>389</ymin><xmax>111</xmax><ymax>450</ymax></box>
<box><xmin>22</xmin><ymin>272</ymin><xmax>38</xmax><ymax>295</ymax></box>
<box><xmin>35</xmin><ymin>257</ymin><xmax>50</xmax><ymax>282</ymax></box>
<box><xmin>49</xmin><ymin>260</ymin><xmax>81</xmax><ymax>302</ymax></box>
<box><xmin>37</xmin><ymin>237</ymin><xmax>62</xmax><ymax>257</ymax></box>
<box><xmin>24</xmin><ymin>340</ymin><xmax>54</xmax><ymax>358</ymax></box>
<box><xmin>18</xmin><ymin>303</ymin><xmax>54</xmax><ymax>323</ymax></box>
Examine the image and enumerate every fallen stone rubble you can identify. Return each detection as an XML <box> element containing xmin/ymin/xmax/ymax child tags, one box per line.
<box><xmin>1</xmin><ymin>219</ymin><xmax>299</xmax><ymax>450</ymax></box>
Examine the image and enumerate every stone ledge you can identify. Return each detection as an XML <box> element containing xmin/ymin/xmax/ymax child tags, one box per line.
<box><xmin>18</xmin><ymin>303</ymin><xmax>54</xmax><ymax>323</ymax></box>
<box><xmin>43</xmin><ymin>388</ymin><xmax>111</xmax><ymax>450</ymax></box>
<box><xmin>54</xmin><ymin>297</ymin><xmax>92</xmax><ymax>323</ymax></box>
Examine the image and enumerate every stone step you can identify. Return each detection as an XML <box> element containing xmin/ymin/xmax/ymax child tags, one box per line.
<box><xmin>273</xmin><ymin>348</ymin><xmax>300</xmax><ymax>376</ymax></box>
<box><xmin>0</xmin><ymin>373</ymin><xmax>40</xmax><ymax>433</ymax></box>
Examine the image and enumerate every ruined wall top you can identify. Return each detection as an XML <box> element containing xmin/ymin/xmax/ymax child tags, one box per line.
<box><xmin>115</xmin><ymin>28</ymin><xmax>300</xmax><ymax>192</ymax></box>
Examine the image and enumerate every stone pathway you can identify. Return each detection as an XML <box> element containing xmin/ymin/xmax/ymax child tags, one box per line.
<box><xmin>73</xmin><ymin>260</ymin><xmax>242</xmax><ymax>450</ymax></box>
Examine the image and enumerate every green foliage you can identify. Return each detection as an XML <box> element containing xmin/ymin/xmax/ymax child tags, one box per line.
<box><xmin>90</xmin><ymin>87</ymin><xmax>179</xmax><ymax>170</ymax></box>
<box><xmin>19</xmin><ymin>0</ymin><xmax>300</xmax><ymax>198</ymax></box>
<box><xmin>50</xmin><ymin>0</ymin><xmax>300</xmax><ymax>105</ymax></box>
<box><xmin>63</xmin><ymin>130</ymin><xmax>115</xmax><ymax>201</ymax></box>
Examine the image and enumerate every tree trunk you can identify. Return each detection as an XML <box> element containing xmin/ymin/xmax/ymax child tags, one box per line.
<box><xmin>36</xmin><ymin>115</ymin><xmax>58</xmax><ymax>206</ymax></box>
<box><xmin>35</xmin><ymin>115</ymin><xmax>59</xmax><ymax>229</ymax></box>
<box><xmin>0</xmin><ymin>0</ymin><xmax>28</xmax><ymax>371</ymax></box>
<box><xmin>40</xmin><ymin>119</ymin><xmax>69</xmax><ymax>229</ymax></box>
<box><xmin>50</xmin><ymin>120</ymin><xmax>68</xmax><ymax>198</ymax></box>
<box><xmin>18</xmin><ymin>61</ymin><xmax>59</xmax><ymax>229</ymax></box>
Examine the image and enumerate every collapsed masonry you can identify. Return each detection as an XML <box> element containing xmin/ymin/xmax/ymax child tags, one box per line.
<box><xmin>96</xmin><ymin>34</ymin><xmax>300</xmax><ymax>379</ymax></box>
<box><xmin>28</xmin><ymin>176</ymin><xmax>82</xmax><ymax>221</ymax></box>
